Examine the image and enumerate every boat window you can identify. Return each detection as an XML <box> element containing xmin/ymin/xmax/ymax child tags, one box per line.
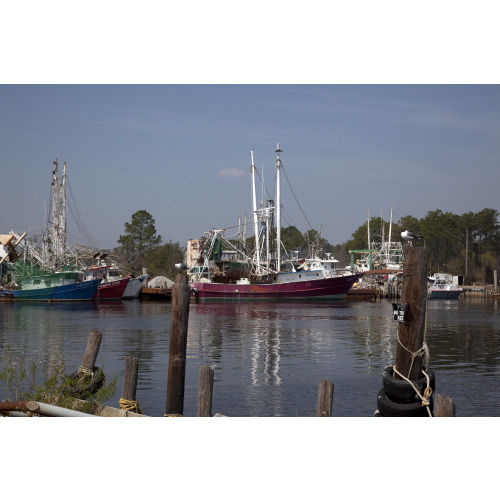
<box><xmin>33</xmin><ymin>279</ymin><xmax>41</xmax><ymax>285</ymax></box>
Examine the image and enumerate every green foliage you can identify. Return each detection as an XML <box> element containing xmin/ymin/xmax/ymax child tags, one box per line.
<box><xmin>343</xmin><ymin>208</ymin><xmax>500</xmax><ymax>284</ymax></box>
<box><xmin>145</xmin><ymin>240</ymin><xmax>185</xmax><ymax>279</ymax></box>
<box><xmin>118</xmin><ymin>210</ymin><xmax>162</xmax><ymax>272</ymax></box>
<box><xmin>281</xmin><ymin>225</ymin><xmax>306</xmax><ymax>252</ymax></box>
<box><xmin>346</xmin><ymin>216</ymin><xmax>390</xmax><ymax>253</ymax></box>
<box><xmin>0</xmin><ymin>346</ymin><xmax>116</xmax><ymax>415</ymax></box>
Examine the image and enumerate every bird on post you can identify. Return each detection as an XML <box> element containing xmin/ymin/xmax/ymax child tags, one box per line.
<box><xmin>401</xmin><ymin>229</ymin><xmax>424</xmax><ymax>247</ymax></box>
<box><xmin>175</xmin><ymin>263</ymin><xmax>189</xmax><ymax>270</ymax></box>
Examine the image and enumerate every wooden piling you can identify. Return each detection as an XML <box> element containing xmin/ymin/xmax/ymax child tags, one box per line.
<box><xmin>433</xmin><ymin>393</ymin><xmax>456</xmax><ymax>417</ymax></box>
<box><xmin>395</xmin><ymin>247</ymin><xmax>428</xmax><ymax>380</ymax></box>
<box><xmin>165</xmin><ymin>273</ymin><xmax>190</xmax><ymax>416</ymax></box>
<box><xmin>197</xmin><ymin>365</ymin><xmax>215</xmax><ymax>417</ymax></box>
<box><xmin>122</xmin><ymin>356</ymin><xmax>139</xmax><ymax>403</ymax></box>
<box><xmin>316</xmin><ymin>379</ymin><xmax>334</xmax><ymax>417</ymax></box>
<box><xmin>119</xmin><ymin>356</ymin><xmax>142</xmax><ymax>414</ymax></box>
<box><xmin>79</xmin><ymin>330</ymin><xmax>102</xmax><ymax>379</ymax></box>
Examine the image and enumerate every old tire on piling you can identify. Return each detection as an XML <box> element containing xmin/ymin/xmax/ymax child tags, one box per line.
<box><xmin>382</xmin><ymin>366</ymin><xmax>435</xmax><ymax>404</ymax></box>
<box><xmin>377</xmin><ymin>388</ymin><xmax>432</xmax><ymax>417</ymax></box>
<box><xmin>64</xmin><ymin>368</ymin><xmax>105</xmax><ymax>399</ymax></box>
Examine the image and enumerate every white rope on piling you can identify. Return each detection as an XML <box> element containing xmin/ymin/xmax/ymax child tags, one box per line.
<box><xmin>78</xmin><ymin>366</ymin><xmax>95</xmax><ymax>378</ymax></box>
<box><xmin>392</xmin><ymin>363</ymin><xmax>433</xmax><ymax>417</ymax></box>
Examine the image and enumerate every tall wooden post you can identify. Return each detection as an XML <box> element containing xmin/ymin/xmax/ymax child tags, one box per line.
<box><xmin>79</xmin><ymin>330</ymin><xmax>102</xmax><ymax>379</ymax></box>
<box><xmin>395</xmin><ymin>247</ymin><xmax>428</xmax><ymax>380</ymax></box>
<box><xmin>494</xmin><ymin>270</ymin><xmax>498</xmax><ymax>295</ymax></box>
<box><xmin>197</xmin><ymin>365</ymin><xmax>215</xmax><ymax>417</ymax></box>
<box><xmin>122</xmin><ymin>356</ymin><xmax>139</xmax><ymax>403</ymax></box>
<box><xmin>165</xmin><ymin>273</ymin><xmax>190</xmax><ymax>416</ymax></box>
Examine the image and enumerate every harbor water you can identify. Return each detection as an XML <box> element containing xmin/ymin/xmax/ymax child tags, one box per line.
<box><xmin>1</xmin><ymin>298</ymin><xmax>499</xmax><ymax>417</ymax></box>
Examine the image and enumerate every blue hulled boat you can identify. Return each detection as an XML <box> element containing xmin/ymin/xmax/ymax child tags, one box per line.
<box><xmin>0</xmin><ymin>270</ymin><xmax>101</xmax><ymax>302</ymax></box>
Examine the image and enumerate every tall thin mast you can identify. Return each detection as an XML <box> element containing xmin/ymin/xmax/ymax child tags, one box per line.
<box><xmin>367</xmin><ymin>206</ymin><xmax>371</xmax><ymax>251</ymax></box>
<box><xmin>276</xmin><ymin>143</ymin><xmax>282</xmax><ymax>273</ymax></box>
<box><xmin>388</xmin><ymin>207</ymin><xmax>393</xmax><ymax>245</ymax></box>
<box><xmin>250</xmin><ymin>151</ymin><xmax>260</xmax><ymax>270</ymax></box>
<box><xmin>60</xmin><ymin>161</ymin><xmax>67</xmax><ymax>256</ymax></box>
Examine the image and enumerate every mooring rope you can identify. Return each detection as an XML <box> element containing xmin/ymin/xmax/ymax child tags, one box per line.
<box><xmin>119</xmin><ymin>397</ymin><xmax>143</xmax><ymax>415</ymax></box>
<box><xmin>78</xmin><ymin>366</ymin><xmax>95</xmax><ymax>378</ymax></box>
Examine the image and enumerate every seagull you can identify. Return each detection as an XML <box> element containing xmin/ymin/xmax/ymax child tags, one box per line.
<box><xmin>175</xmin><ymin>263</ymin><xmax>189</xmax><ymax>270</ymax></box>
<box><xmin>401</xmin><ymin>229</ymin><xmax>423</xmax><ymax>247</ymax></box>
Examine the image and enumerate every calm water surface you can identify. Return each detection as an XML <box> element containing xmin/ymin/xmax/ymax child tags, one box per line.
<box><xmin>1</xmin><ymin>298</ymin><xmax>499</xmax><ymax>416</ymax></box>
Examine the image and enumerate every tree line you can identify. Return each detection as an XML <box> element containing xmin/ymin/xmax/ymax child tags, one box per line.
<box><xmin>115</xmin><ymin>208</ymin><xmax>500</xmax><ymax>284</ymax></box>
<box><xmin>345</xmin><ymin>208</ymin><xmax>500</xmax><ymax>284</ymax></box>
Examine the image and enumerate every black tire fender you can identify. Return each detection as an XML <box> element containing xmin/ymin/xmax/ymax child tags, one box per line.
<box><xmin>64</xmin><ymin>367</ymin><xmax>105</xmax><ymax>399</ymax></box>
<box><xmin>377</xmin><ymin>388</ymin><xmax>432</xmax><ymax>417</ymax></box>
<box><xmin>383</xmin><ymin>366</ymin><xmax>435</xmax><ymax>404</ymax></box>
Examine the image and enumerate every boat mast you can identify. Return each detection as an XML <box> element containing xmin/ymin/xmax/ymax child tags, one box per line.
<box><xmin>367</xmin><ymin>206</ymin><xmax>370</xmax><ymax>251</ymax></box>
<box><xmin>250</xmin><ymin>151</ymin><xmax>261</xmax><ymax>270</ymax></box>
<box><xmin>60</xmin><ymin>161</ymin><xmax>67</xmax><ymax>258</ymax></box>
<box><xmin>275</xmin><ymin>143</ymin><xmax>282</xmax><ymax>273</ymax></box>
<box><xmin>388</xmin><ymin>207</ymin><xmax>393</xmax><ymax>245</ymax></box>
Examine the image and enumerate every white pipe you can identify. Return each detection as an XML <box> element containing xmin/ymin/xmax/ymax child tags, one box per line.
<box><xmin>28</xmin><ymin>401</ymin><xmax>98</xmax><ymax>417</ymax></box>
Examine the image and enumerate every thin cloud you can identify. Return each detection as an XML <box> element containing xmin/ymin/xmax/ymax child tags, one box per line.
<box><xmin>218</xmin><ymin>168</ymin><xmax>245</xmax><ymax>178</ymax></box>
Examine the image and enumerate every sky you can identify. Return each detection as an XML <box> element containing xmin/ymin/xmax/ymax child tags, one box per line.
<box><xmin>1</xmin><ymin>84</ymin><xmax>499</xmax><ymax>251</ymax></box>
<box><xmin>1</xmin><ymin>2</ymin><xmax>499</xmax><ymax>254</ymax></box>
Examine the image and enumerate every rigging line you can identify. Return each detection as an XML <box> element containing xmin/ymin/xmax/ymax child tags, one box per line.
<box><xmin>67</xmin><ymin>180</ymin><xmax>92</xmax><ymax>243</ymax></box>
<box><xmin>281</xmin><ymin>163</ymin><xmax>314</xmax><ymax>230</ymax></box>
<box><xmin>270</xmin><ymin>165</ymin><xmax>298</xmax><ymax>229</ymax></box>
<box><xmin>67</xmin><ymin>179</ymin><xmax>98</xmax><ymax>248</ymax></box>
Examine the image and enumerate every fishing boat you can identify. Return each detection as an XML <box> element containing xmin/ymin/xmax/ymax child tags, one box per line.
<box><xmin>82</xmin><ymin>262</ymin><xmax>130</xmax><ymax>300</ymax></box>
<box><xmin>0</xmin><ymin>271</ymin><xmax>102</xmax><ymax>301</ymax></box>
<box><xmin>428</xmin><ymin>274</ymin><xmax>463</xmax><ymax>299</ymax></box>
<box><xmin>122</xmin><ymin>275</ymin><xmax>147</xmax><ymax>299</ymax></box>
<box><xmin>1</xmin><ymin>232</ymin><xmax>101</xmax><ymax>301</ymax></box>
<box><xmin>187</xmin><ymin>144</ymin><xmax>361</xmax><ymax>300</ymax></box>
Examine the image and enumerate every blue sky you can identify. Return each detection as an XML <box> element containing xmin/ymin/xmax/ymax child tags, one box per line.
<box><xmin>1</xmin><ymin>3</ymin><xmax>499</xmax><ymax>252</ymax></box>
<box><xmin>1</xmin><ymin>84</ymin><xmax>500</xmax><ymax>250</ymax></box>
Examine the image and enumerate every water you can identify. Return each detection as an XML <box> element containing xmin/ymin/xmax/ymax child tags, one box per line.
<box><xmin>1</xmin><ymin>298</ymin><xmax>499</xmax><ymax>416</ymax></box>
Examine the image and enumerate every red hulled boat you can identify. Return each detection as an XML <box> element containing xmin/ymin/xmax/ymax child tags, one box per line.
<box><xmin>83</xmin><ymin>262</ymin><xmax>130</xmax><ymax>300</ymax></box>
<box><xmin>186</xmin><ymin>144</ymin><xmax>361</xmax><ymax>301</ymax></box>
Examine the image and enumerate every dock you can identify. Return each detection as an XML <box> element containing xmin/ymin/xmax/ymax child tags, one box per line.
<box><xmin>140</xmin><ymin>287</ymin><xmax>172</xmax><ymax>300</ymax></box>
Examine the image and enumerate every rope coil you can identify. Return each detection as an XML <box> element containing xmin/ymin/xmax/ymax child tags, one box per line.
<box><xmin>119</xmin><ymin>397</ymin><xmax>143</xmax><ymax>415</ymax></box>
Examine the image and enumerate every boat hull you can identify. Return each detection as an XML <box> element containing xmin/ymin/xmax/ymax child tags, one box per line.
<box><xmin>429</xmin><ymin>290</ymin><xmax>462</xmax><ymax>299</ymax></box>
<box><xmin>0</xmin><ymin>279</ymin><xmax>101</xmax><ymax>302</ymax></box>
<box><xmin>122</xmin><ymin>276</ymin><xmax>145</xmax><ymax>299</ymax></box>
<box><xmin>94</xmin><ymin>277</ymin><xmax>130</xmax><ymax>300</ymax></box>
<box><xmin>190</xmin><ymin>274</ymin><xmax>360</xmax><ymax>301</ymax></box>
